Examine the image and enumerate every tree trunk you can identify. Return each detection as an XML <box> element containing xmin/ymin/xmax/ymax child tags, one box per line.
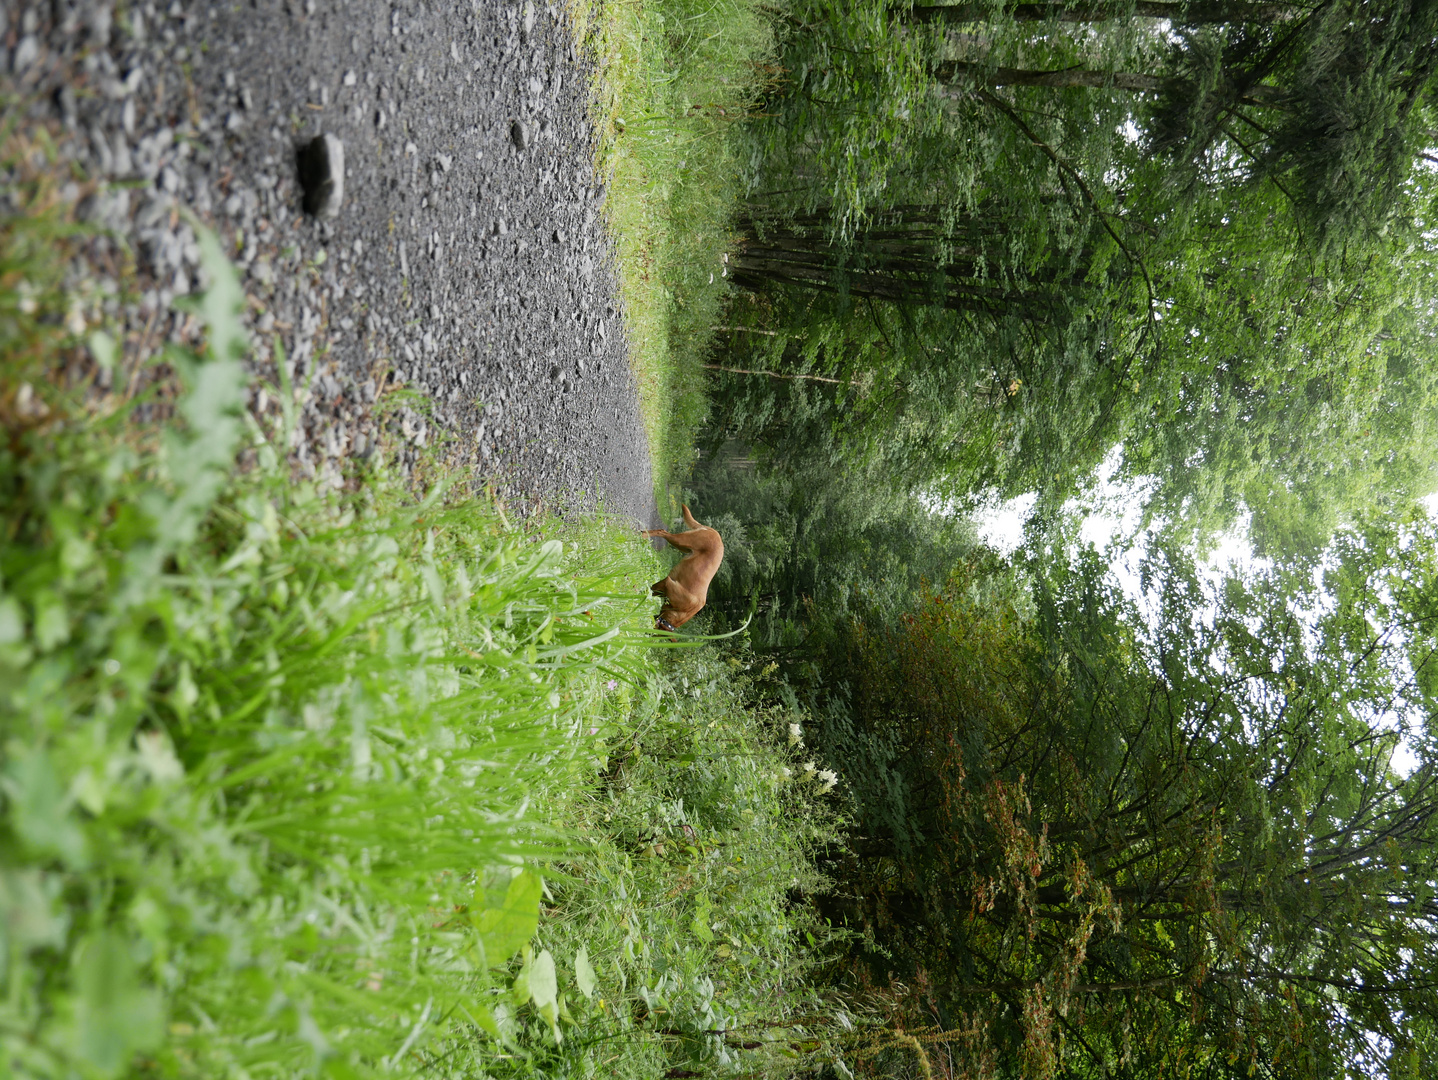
<box><xmin>945</xmin><ymin>970</ymin><xmax>1438</xmax><ymax>995</ymax></box>
<box><xmin>932</xmin><ymin>59</ymin><xmax>1290</xmax><ymax>106</ymax></box>
<box><xmin>908</xmin><ymin>1</ymin><xmax>1306</xmax><ymax>26</ymax></box>
<box><xmin>730</xmin><ymin>207</ymin><xmax>1069</xmax><ymax>317</ymax></box>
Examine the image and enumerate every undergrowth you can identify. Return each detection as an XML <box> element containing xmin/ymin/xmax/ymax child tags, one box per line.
<box><xmin>567</xmin><ymin>0</ymin><xmax>779</xmax><ymax>515</ymax></box>
<box><xmin>1</xmin><ymin>103</ymin><xmax>853</xmax><ymax>1079</ymax></box>
<box><xmin>0</xmin><ymin>182</ymin><xmax>665</xmax><ymax>1074</ymax></box>
<box><xmin>478</xmin><ymin>647</ymin><xmax>851</xmax><ymax>1079</ymax></box>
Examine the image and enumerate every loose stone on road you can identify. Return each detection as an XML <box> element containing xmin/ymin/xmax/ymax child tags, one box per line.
<box><xmin>3</xmin><ymin>0</ymin><xmax>659</xmax><ymax>527</ymax></box>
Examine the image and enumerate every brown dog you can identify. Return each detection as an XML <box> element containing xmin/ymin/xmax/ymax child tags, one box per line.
<box><xmin>642</xmin><ymin>505</ymin><xmax>724</xmax><ymax>632</ymax></box>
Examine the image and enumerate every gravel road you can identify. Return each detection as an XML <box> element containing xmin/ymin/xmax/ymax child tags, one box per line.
<box><xmin>3</xmin><ymin>0</ymin><xmax>660</xmax><ymax>528</ymax></box>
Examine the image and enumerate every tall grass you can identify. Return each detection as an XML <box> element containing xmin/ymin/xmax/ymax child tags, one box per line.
<box><xmin>3</xmin><ymin>54</ymin><xmax>858</xmax><ymax>1079</ymax></box>
<box><xmin>465</xmin><ymin>646</ymin><xmax>851</xmax><ymax>1078</ymax></box>
<box><xmin>568</xmin><ymin>0</ymin><xmax>780</xmax><ymax>512</ymax></box>
<box><xmin>0</xmin><ymin>169</ymin><xmax>665</xmax><ymax>1076</ymax></box>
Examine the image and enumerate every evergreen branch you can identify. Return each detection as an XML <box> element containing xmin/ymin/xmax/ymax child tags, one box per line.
<box><xmin>1220</xmin><ymin>119</ymin><xmax>1307</xmax><ymax>238</ymax></box>
<box><xmin>973</xmin><ymin>86</ymin><xmax>1158</xmax><ymax>444</ymax></box>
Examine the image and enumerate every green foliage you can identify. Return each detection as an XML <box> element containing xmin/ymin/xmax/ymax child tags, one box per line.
<box><xmin>709</xmin><ymin>0</ymin><xmax>1438</xmax><ymax>555</ymax></box>
<box><xmin>0</xmin><ymin>199</ymin><xmax>668</xmax><ymax>1076</ymax></box>
<box><xmin>747</xmin><ymin>0</ymin><xmax>935</xmax><ymax>233</ymax></box>
<box><xmin>807</xmin><ymin>552</ymin><xmax>1035</xmax><ymax>861</ymax></box>
<box><xmin>575</xmin><ymin>0</ymin><xmax>781</xmax><ymax>503</ymax></box>
<box><xmin>1</xmin><ymin>89</ymin><xmax>857</xmax><ymax>1080</ymax></box>
<box><xmin>809</xmin><ymin>519</ymin><xmax>1438</xmax><ymax>1079</ymax></box>
<box><xmin>684</xmin><ymin>448</ymin><xmax>983</xmax><ymax>644</ymax></box>
<box><xmin>1149</xmin><ymin>0</ymin><xmax>1438</xmax><ymax>252</ymax></box>
<box><xmin>448</xmin><ymin>646</ymin><xmax>851</xmax><ymax>1078</ymax></box>
<box><xmin>667</xmin><ymin>5</ymin><xmax>1438</xmax><ymax>1072</ymax></box>
<box><xmin>1109</xmin><ymin>172</ymin><xmax>1438</xmax><ymax>555</ymax></box>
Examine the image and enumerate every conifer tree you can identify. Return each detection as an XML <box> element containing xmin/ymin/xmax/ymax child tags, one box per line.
<box><xmin>813</xmin><ymin>512</ymin><xmax>1438</xmax><ymax>1077</ymax></box>
<box><xmin>716</xmin><ymin>0</ymin><xmax>1438</xmax><ymax>552</ymax></box>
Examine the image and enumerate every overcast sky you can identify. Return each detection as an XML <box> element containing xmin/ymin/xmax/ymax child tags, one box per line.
<box><xmin>972</xmin><ymin>457</ymin><xmax>1435</xmax><ymax>776</ymax></box>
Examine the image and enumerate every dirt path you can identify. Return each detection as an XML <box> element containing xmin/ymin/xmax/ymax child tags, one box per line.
<box><xmin>4</xmin><ymin>0</ymin><xmax>660</xmax><ymax>527</ymax></box>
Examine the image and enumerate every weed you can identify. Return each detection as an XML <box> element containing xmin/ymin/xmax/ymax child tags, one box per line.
<box><xmin>568</xmin><ymin>0</ymin><xmax>779</xmax><ymax>513</ymax></box>
<box><xmin>0</xmin><ymin>172</ymin><xmax>664</xmax><ymax>1077</ymax></box>
<box><xmin>457</xmin><ymin>646</ymin><xmax>852</xmax><ymax>1079</ymax></box>
<box><xmin>2</xmin><ymin>52</ymin><xmax>854</xmax><ymax>1080</ymax></box>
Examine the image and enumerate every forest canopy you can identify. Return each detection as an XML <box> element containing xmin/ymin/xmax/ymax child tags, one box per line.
<box><xmin>701</xmin><ymin>0</ymin><xmax>1438</xmax><ymax>557</ymax></box>
<box><xmin>685</xmin><ymin>3</ymin><xmax>1438</xmax><ymax>1076</ymax></box>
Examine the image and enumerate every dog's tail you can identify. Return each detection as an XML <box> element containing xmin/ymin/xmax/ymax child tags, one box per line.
<box><xmin>681</xmin><ymin>504</ymin><xmax>702</xmax><ymax>530</ymax></box>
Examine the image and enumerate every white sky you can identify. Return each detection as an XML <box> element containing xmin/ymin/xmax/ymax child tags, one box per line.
<box><xmin>972</xmin><ymin>455</ymin><xmax>1435</xmax><ymax>776</ymax></box>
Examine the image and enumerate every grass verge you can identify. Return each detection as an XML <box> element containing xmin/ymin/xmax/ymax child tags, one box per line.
<box><xmin>1</xmin><ymin>189</ymin><xmax>666</xmax><ymax>1075</ymax></box>
<box><xmin>1</xmin><ymin>112</ymin><xmax>856</xmax><ymax>1079</ymax></box>
<box><xmin>466</xmin><ymin>647</ymin><xmax>851</xmax><ymax>1078</ymax></box>
<box><xmin>567</xmin><ymin>0</ymin><xmax>779</xmax><ymax>515</ymax></box>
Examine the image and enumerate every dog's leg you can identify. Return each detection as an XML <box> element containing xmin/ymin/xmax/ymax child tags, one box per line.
<box><xmin>644</xmin><ymin>530</ymin><xmax>699</xmax><ymax>553</ymax></box>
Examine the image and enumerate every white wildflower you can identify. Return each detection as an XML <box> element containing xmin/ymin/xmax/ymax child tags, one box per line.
<box><xmin>788</xmin><ymin>722</ymin><xmax>803</xmax><ymax>747</ymax></box>
<box><xmin>817</xmin><ymin>769</ymin><xmax>839</xmax><ymax>793</ymax></box>
<box><xmin>802</xmin><ymin>761</ymin><xmax>818</xmax><ymax>779</ymax></box>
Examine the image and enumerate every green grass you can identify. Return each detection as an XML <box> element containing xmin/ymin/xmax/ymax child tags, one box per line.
<box><xmin>0</xmin><ymin>186</ymin><xmax>667</xmax><ymax>1075</ymax></box>
<box><xmin>568</xmin><ymin>0</ymin><xmax>779</xmax><ymax>515</ymax></box>
<box><xmin>1</xmin><ymin>115</ymin><xmax>856</xmax><ymax>1079</ymax></box>
<box><xmin>467</xmin><ymin>647</ymin><xmax>850</xmax><ymax>1079</ymax></box>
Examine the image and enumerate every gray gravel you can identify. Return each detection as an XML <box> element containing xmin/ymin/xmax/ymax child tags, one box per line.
<box><xmin>3</xmin><ymin>0</ymin><xmax>660</xmax><ymax>528</ymax></box>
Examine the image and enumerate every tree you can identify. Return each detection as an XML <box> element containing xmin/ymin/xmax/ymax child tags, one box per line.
<box><xmin>907</xmin><ymin>1</ymin><xmax>1311</xmax><ymax>26</ymax></box>
<box><xmin>716</xmin><ymin>0</ymin><xmax>1438</xmax><ymax>553</ymax></box>
<box><xmin>811</xmin><ymin>512</ymin><xmax>1438</xmax><ymax>1077</ymax></box>
<box><xmin>1119</xmin><ymin>246</ymin><xmax>1438</xmax><ymax>556</ymax></box>
<box><xmin>731</xmin><ymin>203</ymin><xmax>1107</xmax><ymax>317</ymax></box>
<box><xmin>684</xmin><ymin>441</ymin><xmax>985</xmax><ymax>641</ymax></box>
<box><xmin>720</xmin><ymin>176</ymin><xmax>1437</xmax><ymax>551</ymax></box>
<box><xmin>925</xmin><ymin>0</ymin><xmax>1438</xmax><ymax>249</ymax></box>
